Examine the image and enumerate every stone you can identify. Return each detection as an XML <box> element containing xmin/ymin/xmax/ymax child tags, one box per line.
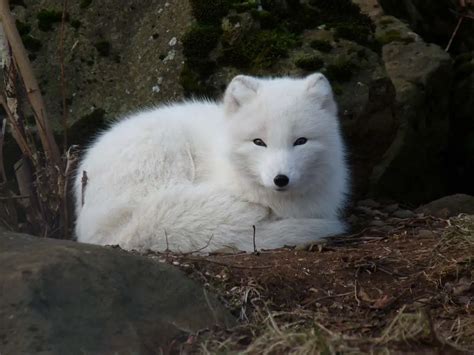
<box><xmin>415</xmin><ymin>194</ymin><xmax>474</xmax><ymax>218</ymax></box>
<box><xmin>0</xmin><ymin>232</ymin><xmax>234</xmax><ymax>354</ymax></box>
<box><xmin>357</xmin><ymin>199</ymin><xmax>381</xmax><ymax>208</ymax></box>
<box><xmin>392</xmin><ymin>209</ymin><xmax>415</xmax><ymax>219</ymax></box>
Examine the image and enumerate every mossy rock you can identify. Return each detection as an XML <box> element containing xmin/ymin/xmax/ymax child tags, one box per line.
<box><xmin>377</xmin><ymin>29</ymin><xmax>414</xmax><ymax>45</ymax></box>
<box><xmin>324</xmin><ymin>58</ymin><xmax>356</xmax><ymax>82</ymax></box>
<box><xmin>190</xmin><ymin>0</ymin><xmax>231</xmax><ymax>24</ymax></box>
<box><xmin>221</xmin><ymin>29</ymin><xmax>297</xmax><ymax>69</ymax></box>
<box><xmin>37</xmin><ymin>9</ymin><xmax>64</xmax><ymax>32</ymax></box>
<box><xmin>310</xmin><ymin>39</ymin><xmax>332</xmax><ymax>52</ymax></box>
<box><xmin>182</xmin><ymin>25</ymin><xmax>221</xmax><ymax>60</ymax></box>
<box><xmin>94</xmin><ymin>41</ymin><xmax>111</xmax><ymax>57</ymax></box>
<box><xmin>295</xmin><ymin>55</ymin><xmax>324</xmax><ymax>71</ymax></box>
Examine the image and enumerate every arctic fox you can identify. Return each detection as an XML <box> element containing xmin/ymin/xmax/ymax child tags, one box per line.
<box><xmin>74</xmin><ymin>73</ymin><xmax>349</xmax><ymax>252</ymax></box>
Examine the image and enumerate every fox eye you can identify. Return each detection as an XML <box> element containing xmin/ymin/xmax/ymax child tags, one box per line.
<box><xmin>293</xmin><ymin>137</ymin><xmax>307</xmax><ymax>146</ymax></box>
<box><xmin>253</xmin><ymin>138</ymin><xmax>267</xmax><ymax>147</ymax></box>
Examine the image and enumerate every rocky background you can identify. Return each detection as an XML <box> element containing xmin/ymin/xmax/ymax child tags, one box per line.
<box><xmin>1</xmin><ymin>1</ymin><xmax>474</xmax><ymax>353</ymax></box>
<box><xmin>4</xmin><ymin>0</ymin><xmax>473</xmax><ymax>206</ymax></box>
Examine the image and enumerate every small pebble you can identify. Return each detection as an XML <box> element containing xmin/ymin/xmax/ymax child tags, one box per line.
<box><xmin>357</xmin><ymin>199</ymin><xmax>380</xmax><ymax>208</ymax></box>
<box><xmin>370</xmin><ymin>220</ymin><xmax>386</xmax><ymax>227</ymax></box>
<box><xmin>392</xmin><ymin>209</ymin><xmax>415</xmax><ymax>219</ymax></box>
<box><xmin>384</xmin><ymin>203</ymin><xmax>399</xmax><ymax>213</ymax></box>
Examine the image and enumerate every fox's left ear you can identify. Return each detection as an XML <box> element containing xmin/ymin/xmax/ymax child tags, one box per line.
<box><xmin>224</xmin><ymin>75</ymin><xmax>260</xmax><ymax>113</ymax></box>
<box><xmin>305</xmin><ymin>73</ymin><xmax>337</xmax><ymax>114</ymax></box>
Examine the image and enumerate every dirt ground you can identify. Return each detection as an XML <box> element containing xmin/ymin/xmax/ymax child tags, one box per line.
<box><xmin>144</xmin><ymin>204</ymin><xmax>474</xmax><ymax>354</ymax></box>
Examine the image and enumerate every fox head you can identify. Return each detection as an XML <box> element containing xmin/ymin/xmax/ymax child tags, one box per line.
<box><xmin>223</xmin><ymin>73</ymin><xmax>345</xmax><ymax>195</ymax></box>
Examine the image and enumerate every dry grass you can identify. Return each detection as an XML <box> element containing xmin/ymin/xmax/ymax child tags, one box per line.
<box><xmin>164</xmin><ymin>215</ymin><xmax>474</xmax><ymax>354</ymax></box>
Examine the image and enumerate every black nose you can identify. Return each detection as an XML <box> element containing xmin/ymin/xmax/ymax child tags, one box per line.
<box><xmin>273</xmin><ymin>174</ymin><xmax>289</xmax><ymax>187</ymax></box>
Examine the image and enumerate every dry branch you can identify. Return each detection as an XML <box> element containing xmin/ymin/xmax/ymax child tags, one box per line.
<box><xmin>0</xmin><ymin>0</ymin><xmax>61</xmax><ymax>165</ymax></box>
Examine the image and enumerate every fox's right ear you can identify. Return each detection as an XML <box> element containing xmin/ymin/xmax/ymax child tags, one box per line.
<box><xmin>224</xmin><ymin>75</ymin><xmax>259</xmax><ymax>113</ymax></box>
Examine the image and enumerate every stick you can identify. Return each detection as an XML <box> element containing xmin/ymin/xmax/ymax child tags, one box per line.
<box><xmin>0</xmin><ymin>0</ymin><xmax>61</xmax><ymax>165</ymax></box>
<box><xmin>58</xmin><ymin>0</ymin><xmax>69</xmax><ymax>151</ymax></box>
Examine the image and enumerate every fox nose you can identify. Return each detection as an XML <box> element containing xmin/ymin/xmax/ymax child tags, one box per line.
<box><xmin>273</xmin><ymin>174</ymin><xmax>289</xmax><ymax>187</ymax></box>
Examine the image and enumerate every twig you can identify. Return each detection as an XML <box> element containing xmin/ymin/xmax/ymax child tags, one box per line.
<box><xmin>252</xmin><ymin>225</ymin><xmax>257</xmax><ymax>253</ymax></box>
<box><xmin>0</xmin><ymin>118</ymin><xmax>6</xmax><ymax>182</ymax></box>
<box><xmin>182</xmin><ymin>256</ymin><xmax>273</xmax><ymax>269</ymax></box>
<box><xmin>81</xmin><ymin>170</ymin><xmax>88</xmax><ymax>206</ymax></box>
<box><xmin>445</xmin><ymin>16</ymin><xmax>464</xmax><ymax>52</ymax></box>
<box><xmin>179</xmin><ymin>234</ymin><xmax>214</xmax><ymax>255</ymax></box>
<box><xmin>61</xmin><ymin>146</ymin><xmax>78</xmax><ymax>239</ymax></box>
<box><xmin>0</xmin><ymin>0</ymin><xmax>61</xmax><ymax>165</ymax></box>
<box><xmin>0</xmin><ymin>194</ymin><xmax>30</xmax><ymax>200</ymax></box>
<box><xmin>58</xmin><ymin>0</ymin><xmax>69</xmax><ymax>151</ymax></box>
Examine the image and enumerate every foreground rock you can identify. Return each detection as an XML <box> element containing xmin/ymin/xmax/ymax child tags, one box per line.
<box><xmin>0</xmin><ymin>232</ymin><xmax>233</xmax><ymax>354</ymax></box>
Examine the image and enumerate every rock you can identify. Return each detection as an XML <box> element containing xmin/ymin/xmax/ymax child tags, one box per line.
<box><xmin>357</xmin><ymin>199</ymin><xmax>381</xmax><ymax>208</ymax></box>
<box><xmin>377</xmin><ymin>0</ymin><xmax>474</xmax><ymax>52</ymax></box>
<box><xmin>370</xmin><ymin>16</ymin><xmax>452</xmax><ymax>203</ymax></box>
<box><xmin>0</xmin><ymin>232</ymin><xmax>234</xmax><ymax>354</ymax></box>
<box><xmin>383</xmin><ymin>203</ymin><xmax>399</xmax><ymax>213</ymax></box>
<box><xmin>416</xmin><ymin>194</ymin><xmax>474</xmax><ymax>218</ymax></box>
<box><xmin>392</xmin><ymin>209</ymin><xmax>415</xmax><ymax>219</ymax></box>
<box><xmin>11</xmin><ymin>0</ymin><xmax>191</xmax><ymax>141</ymax></box>
<box><xmin>369</xmin><ymin>220</ymin><xmax>386</xmax><ymax>227</ymax></box>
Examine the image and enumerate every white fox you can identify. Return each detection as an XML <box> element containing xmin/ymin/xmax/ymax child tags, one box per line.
<box><xmin>74</xmin><ymin>73</ymin><xmax>349</xmax><ymax>252</ymax></box>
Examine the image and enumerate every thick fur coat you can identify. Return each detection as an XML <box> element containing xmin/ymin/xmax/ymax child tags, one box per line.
<box><xmin>74</xmin><ymin>73</ymin><xmax>349</xmax><ymax>252</ymax></box>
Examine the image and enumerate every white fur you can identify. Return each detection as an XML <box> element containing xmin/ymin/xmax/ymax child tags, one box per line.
<box><xmin>74</xmin><ymin>73</ymin><xmax>349</xmax><ymax>252</ymax></box>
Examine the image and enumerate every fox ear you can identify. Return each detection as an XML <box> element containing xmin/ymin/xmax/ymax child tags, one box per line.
<box><xmin>224</xmin><ymin>75</ymin><xmax>259</xmax><ymax>113</ymax></box>
<box><xmin>305</xmin><ymin>73</ymin><xmax>337</xmax><ymax>114</ymax></box>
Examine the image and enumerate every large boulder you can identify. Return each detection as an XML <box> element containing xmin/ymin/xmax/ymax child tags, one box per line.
<box><xmin>369</xmin><ymin>16</ymin><xmax>452</xmax><ymax>202</ymax></box>
<box><xmin>0</xmin><ymin>232</ymin><xmax>234</xmax><ymax>354</ymax></box>
<box><xmin>11</xmin><ymin>0</ymin><xmax>192</xmax><ymax>145</ymax></box>
<box><xmin>377</xmin><ymin>0</ymin><xmax>474</xmax><ymax>52</ymax></box>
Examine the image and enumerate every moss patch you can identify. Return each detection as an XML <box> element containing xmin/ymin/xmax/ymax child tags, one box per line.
<box><xmin>310</xmin><ymin>39</ymin><xmax>332</xmax><ymax>52</ymax></box>
<box><xmin>189</xmin><ymin>0</ymin><xmax>231</xmax><ymax>24</ymax></box>
<box><xmin>295</xmin><ymin>55</ymin><xmax>324</xmax><ymax>71</ymax></box>
<box><xmin>221</xmin><ymin>30</ymin><xmax>297</xmax><ymax>69</ymax></box>
<box><xmin>377</xmin><ymin>30</ymin><xmax>414</xmax><ymax>45</ymax></box>
<box><xmin>324</xmin><ymin>58</ymin><xmax>356</xmax><ymax>82</ymax></box>
<box><xmin>182</xmin><ymin>25</ymin><xmax>221</xmax><ymax>60</ymax></box>
<box><xmin>37</xmin><ymin>9</ymin><xmax>64</xmax><ymax>32</ymax></box>
<box><xmin>94</xmin><ymin>41</ymin><xmax>111</xmax><ymax>57</ymax></box>
<box><xmin>80</xmin><ymin>0</ymin><xmax>93</xmax><ymax>9</ymax></box>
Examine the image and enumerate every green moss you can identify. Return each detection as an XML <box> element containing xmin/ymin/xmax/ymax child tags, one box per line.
<box><xmin>190</xmin><ymin>0</ymin><xmax>231</xmax><ymax>24</ymax></box>
<box><xmin>37</xmin><ymin>9</ymin><xmax>64</xmax><ymax>31</ymax></box>
<box><xmin>94</xmin><ymin>41</ymin><xmax>111</xmax><ymax>57</ymax></box>
<box><xmin>310</xmin><ymin>39</ymin><xmax>332</xmax><ymax>52</ymax></box>
<box><xmin>232</xmin><ymin>1</ymin><xmax>258</xmax><ymax>13</ymax></box>
<box><xmin>334</xmin><ymin>23</ymin><xmax>371</xmax><ymax>45</ymax></box>
<box><xmin>80</xmin><ymin>0</ymin><xmax>93</xmax><ymax>9</ymax></box>
<box><xmin>324</xmin><ymin>59</ymin><xmax>356</xmax><ymax>82</ymax></box>
<box><xmin>179</xmin><ymin>64</ymin><xmax>216</xmax><ymax>98</ymax></box>
<box><xmin>250</xmin><ymin>9</ymin><xmax>277</xmax><ymax>29</ymax></box>
<box><xmin>71</xmin><ymin>19</ymin><xmax>81</xmax><ymax>29</ymax></box>
<box><xmin>377</xmin><ymin>30</ymin><xmax>414</xmax><ymax>45</ymax></box>
<box><xmin>22</xmin><ymin>35</ymin><xmax>42</xmax><ymax>52</ymax></box>
<box><xmin>182</xmin><ymin>25</ymin><xmax>221</xmax><ymax>60</ymax></box>
<box><xmin>15</xmin><ymin>20</ymin><xmax>31</xmax><ymax>36</ymax></box>
<box><xmin>379</xmin><ymin>17</ymin><xmax>394</xmax><ymax>26</ymax></box>
<box><xmin>295</xmin><ymin>55</ymin><xmax>324</xmax><ymax>71</ymax></box>
<box><xmin>221</xmin><ymin>30</ymin><xmax>297</xmax><ymax>69</ymax></box>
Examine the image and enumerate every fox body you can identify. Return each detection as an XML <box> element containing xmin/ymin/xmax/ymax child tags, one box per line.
<box><xmin>74</xmin><ymin>73</ymin><xmax>349</xmax><ymax>252</ymax></box>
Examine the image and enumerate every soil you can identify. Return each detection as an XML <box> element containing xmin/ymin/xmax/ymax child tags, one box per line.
<box><xmin>143</xmin><ymin>204</ymin><xmax>474</xmax><ymax>354</ymax></box>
